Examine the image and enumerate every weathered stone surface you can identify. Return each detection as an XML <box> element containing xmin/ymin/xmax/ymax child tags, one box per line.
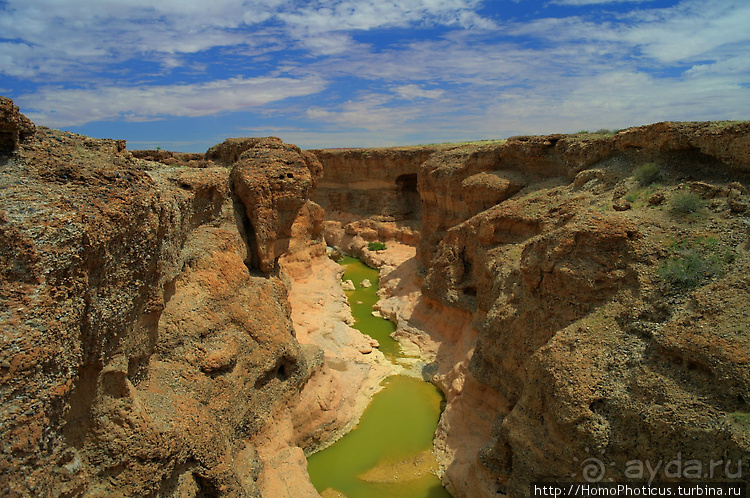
<box><xmin>205</xmin><ymin>137</ymin><xmax>281</xmax><ymax>166</ymax></box>
<box><xmin>318</xmin><ymin>120</ymin><xmax>750</xmax><ymax>497</ymax></box>
<box><xmin>0</xmin><ymin>122</ymin><xmax>318</xmax><ymax>496</ymax></box>
<box><xmin>311</xmin><ymin>146</ymin><xmax>435</xmax><ymax>222</ymax></box>
<box><xmin>228</xmin><ymin>138</ymin><xmax>324</xmax><ymax>274</ymax></box>
<box><xmin>0</xmin><ymin>97</ymin><xmax>35</xmax><ymax>153</ymax></box>
<box><xmin>417</xmin><ymin>122</ymin><xmax>750</xmax><ymax>271</ymax></box>
<box><xmin>130</xmin><ymin>149</ymin><xmax>209</xmax><ymax>167</ymax></box>
<box><xmin>413</xmin><ymin>122</ymin><xmax>750</xmax><ymax>496</ymax></box>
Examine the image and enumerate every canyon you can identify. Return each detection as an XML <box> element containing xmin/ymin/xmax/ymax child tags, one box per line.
<box><xmin>1</xmin><ymin>95</ymin><xmax>750</xmax><ymax>497</ymax></box>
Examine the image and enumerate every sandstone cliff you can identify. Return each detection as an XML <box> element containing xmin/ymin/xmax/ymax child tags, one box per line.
<box><xmin>416</xmin><ymin>123</ymin><xmax>750</xmax><ymax>496</ymax></box>
<box><xmin>314</xmin><ymin>122</ymin><xmax>750</xmax><ymax>497</ymax></box>
<box><xmin>310</xmin><ymin>146</ymin><xmax>442</xmax><ymax>253</ymax></box>
<box><xmin>0</xmin><ymin>106</ymin><xmax>327</xmax><ymax>496</ymax></box>
<box><xmin>4</xmin><ymin>92</ymin><xmax>750</xmax><ymax>498</ymax></box>
<box><xmin>310</xmin><ymin>146</ymin><xmax>434</xmax><ymax>222</ymax></box>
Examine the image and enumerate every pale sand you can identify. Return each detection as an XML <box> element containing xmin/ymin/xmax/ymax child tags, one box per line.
<box><xmin>251</xmin><ymin>254</ymin><xmax>395</xmax><ymax>498</ymax></box>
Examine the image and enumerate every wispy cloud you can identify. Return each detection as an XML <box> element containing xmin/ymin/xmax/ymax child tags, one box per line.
<box><xmin>621</xmin><ymin>0</ymin><xmax>750</xmax><ymax>63</ymax></box>
<box><xmin>550</xmin><ymin>0</ymin><xmax>651</xmax><ymax>5</ymax></box>
<box><xmin>393</xmin><ymin>85</ymin><xmax>445</xmax><ymax>100</ymax></box>
<box><xmin>306</xmin><ymin>94</ymin><xmax>412</xmax><ymax>131</ymax></box>
<box><xmin>1</xmin><ymin>0</ymin><xmax>748</xmax><ymax>147</ymax></box>
<box><xmin>19</xmin><ymin>76</ymin><xmax>326</xmax><ymax>127</ymax></box>
<box><xmin>0</xmin><ymin>0</ymin><xmax>493</xmax><ymax>78</ymax></box>
<box><xmin>278</xmin><ymin>0</ymin><xmax>492</xmax><ymax>32</ymax></box>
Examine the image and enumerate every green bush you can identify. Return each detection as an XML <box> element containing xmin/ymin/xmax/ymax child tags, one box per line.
<box><xmin>367</xmin><ymin>241</ymin><xmax>387</xmax><ymax>251</ymax></box>
<box><xmin>658</xmin><ymin>252</ymin><xmax>719</xmax><ymax>288</ymax></box>
<box><xmin>731</xmin><ymin>412</ymin><xmax>750</xmax><ymax>428</ymax></box>
<box><xmin>657</xmin><ymin>237</ymin><xmax>733</xmax><ymax>289</ymax></box>
<box><xmin>634</xmin><ymin>162</ymin><xmax>661</xmax><ymax>186</ymax></box>
<box><xmin>670</xmin><ymin>191</ymin><xmax>703</xmax><ymax>215</ymax></box>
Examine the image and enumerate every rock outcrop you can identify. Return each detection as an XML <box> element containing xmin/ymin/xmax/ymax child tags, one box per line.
<box><xmin>413</xmin><ymin>122</ymin><xmax>750</xmax><ymax>496</ymax></box>
<box><xmin>227</xmin><ymin>137</ymin><xmax>324</xmax><ymax>274</ymax></box>
<box><xmin>0</xmin><ymin>97</ymin><xmax>35</xmax><ymax>154</ymax></box>
<box><xmin>0</xmin><ymin>102</ymin><xmax>325</xmax><ymax>497</ymax></box>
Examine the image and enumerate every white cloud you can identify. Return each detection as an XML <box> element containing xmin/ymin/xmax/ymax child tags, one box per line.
<box><xmin>511</xmin><ymin>0</ymin><xmax>750</xmax><ymax>66</ymax></box>
<box><xmin>18</xmin><ymin>76</ymin><xmax>327</xmax><ymax>127</ymax></box>
<box><xmin>550</xmin><ymin>0</ymin><xmax>650</xmax><ymax>5</ymax></box>
<box><xmin>306</xmin><ymin>93</ymin><xmax>424</xmax><ymax>131</ymax></box>
<box><xmin>0</xmin><ymin>0</ymin><xmax>494</xmax><ymax>79</ymax></box>
<box><xmin>0</xmin><ymin>0</ymin><xmax>289</xmax><ymax>78</ymax></box>
<box><xmin>686</xmin><ymin>53</ymin><xmax>750</xmax><ymax>78</ymax></box>
<box><xmin>295</xmin><ymin>32</ymin><xmax>358</xmax><ymax>56</ymax></box>
<box><xmin>473</xmin><ymin>66</ymin><xmax>749</xmax><ymax>138</ymax></box>
<box><xmin>393</xmin><ymin>84</ymin><xmax>445</xmax><ymax>100</ymax></box>
<box><xmin>279</xmin><ymin>0</ymin><xmax>492</xmax><ymax>32</ymax></box>
<box><xmin>622</xmin><ymin>0</ymin><xmax>750</xmax><ymax>63</ymax></box>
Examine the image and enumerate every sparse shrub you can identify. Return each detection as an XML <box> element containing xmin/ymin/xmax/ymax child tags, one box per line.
<box><xmin>670</xmin><ymin>191</ymin><xmax>703</xmax><ymax>215</ymax></box>
<box><xmin>731</xmin><ymin>412</ymin><xmax>750</xmax><ymax>428</ymax></box>
<box><xmin>595</xmin><ymin>128</ymin><xmax>615</xmax><ymax>135</ymax></box>
<box><xmin>624</xmin><ymin>184</ymin><xmax>660</xmax><ymax>206</ymax></box>
<box><xmin>367</xmin><ymin>241</ymin><xmax>387</xmax><ymax>251</ymax></box>
<box><xmin>625</xmin><ymin>191</ymin><xmax>640</xmax><ymax>203</ymax></box>
<box><xmin>634</xmin><ymin>162</ymin><xmax>661</xmax><ymax>186</ymax></box>
<box><xmin>657</xmin><ymin>237</ymin><xmax>733</xmax><ymax>289</ymax></box>
<box><xmin>658</xmin><ymin>251</ymin><xmax>717</xmax><ymax>288</ymax></box>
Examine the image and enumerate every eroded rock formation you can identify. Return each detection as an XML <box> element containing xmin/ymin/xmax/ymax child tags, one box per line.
<box><xmin>314</xmin><ymin>122</ymin><xmax>750</xmax><ymax>497</ymax></box>
<box><xmin>228</xmin><ymin>137</ymin><xmax>324</xmax><ymax>274</ymax></box>
<box><xmin>3</xmin><ymin>93</ymin><xmax>750</xmax><ymax>498</ymax></box>
<box><xmin>0</xmin><ymin>103</ymin><xmax>327</xmax><ymax>496</ymax></box>
<box><xmin>310</xmin><ymin>147</ymin><xmax>434</xmax><ymax>222</ymax></box>
<box><xmin>413</xmin><ymin>123</ymin><xmax>750</xmax><ymax>496</ymax></box>
<box><xmin>0</xmin><ymin>97</ymin><xmax>35</xmax><ymax>154</ymax></box>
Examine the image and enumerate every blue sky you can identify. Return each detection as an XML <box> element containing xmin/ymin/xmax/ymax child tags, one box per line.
<box><xmin>1</xmin><ymin>0</ymin><xmax>748</xmax><ymax>151</ymax></box>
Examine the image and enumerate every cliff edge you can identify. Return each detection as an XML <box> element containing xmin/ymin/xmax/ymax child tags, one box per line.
<box><xmin>313</xmin><ymin>122</ymin><xmax>750</xmax><ymax>497</ymax></box>
<box><xmin>417</xmin><ymin>123</ymin><xmax>750</xmax><ymax>496</ymax></box>
<box><xmin>0</xmin><ymin>100</ymin><xmax>326</xmax><ymax>496</ymax></box>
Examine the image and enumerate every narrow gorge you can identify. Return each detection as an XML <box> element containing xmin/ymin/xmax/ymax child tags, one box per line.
<box><xmin>2</xmin><ymin>96</ymin><xmax>750</xmax><ymax>497</ymax></box>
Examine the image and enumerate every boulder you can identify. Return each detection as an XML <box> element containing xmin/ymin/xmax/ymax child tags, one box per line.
<box><xmin>0</xmin><ymin>96</ymin><xmax>35</xmax><ymax>153</ymax></box>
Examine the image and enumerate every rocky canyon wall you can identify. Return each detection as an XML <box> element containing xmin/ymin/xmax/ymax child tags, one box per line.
<box><xmin>0</xmin><ymin>98</ymin><xmax>328</xmax><ymax>497</ymax></box>
<box><xmin>310</xmin><ymin>146</ymin><xmax>436</xmax><ymax>222</ymax></box>
<box><xmin>415</xmin><ymin>122</ymin><xmax>750</xmax><ymax>496</ymax></box>
<box><xmin>314</xmin><ymin>122</ymin><xmax>750</xmax><ymax>497</ymax></box>
<box><xmin>3</xmin><ymin>90</ymin><xmax>750</xmax><ymax>498</ymax></box>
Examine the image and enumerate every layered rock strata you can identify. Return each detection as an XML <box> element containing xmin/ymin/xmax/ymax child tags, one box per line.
<box><xmin>310</xmin><ymin>146</ymin><xmax>436</xmax><ymax>222</ymax></box>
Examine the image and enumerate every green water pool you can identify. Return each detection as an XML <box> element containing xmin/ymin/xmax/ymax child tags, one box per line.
<box><xmin>338</xmin><ymin>256</ymin><xmax>401</xmax><ymax>358</ymax></box>
<box><xmin>306</xmin><ymin>256</ymin><xmax>451</xmax><ymax>498</ymax></box>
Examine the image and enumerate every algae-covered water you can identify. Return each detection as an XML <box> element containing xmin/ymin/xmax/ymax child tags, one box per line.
<box><xmin>306</xmin><ymin>256</ymin><xmax>451</xmax><ymax>498</ymax></box>
<box><xmin>338</xmin><ymin>256</ymin><xmax>401</xmax><ymax>358</ymax></box>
